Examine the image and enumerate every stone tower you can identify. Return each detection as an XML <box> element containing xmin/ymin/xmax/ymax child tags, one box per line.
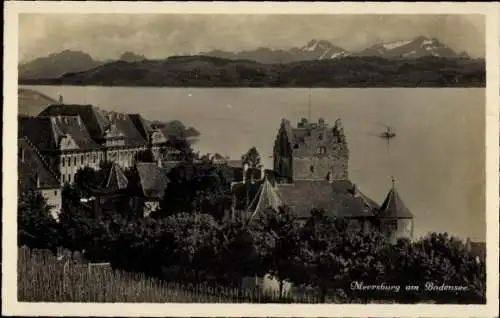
<box><xmin>273</xmin><ymin>117</ymin><xmax>349</xmax><ymax>182</ymax></box>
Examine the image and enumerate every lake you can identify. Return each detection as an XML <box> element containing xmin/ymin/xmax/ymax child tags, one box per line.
<box><xmin>21</xmin><ymin>85</ymin><xmax>485</xmax><ymax>241</ymax></box>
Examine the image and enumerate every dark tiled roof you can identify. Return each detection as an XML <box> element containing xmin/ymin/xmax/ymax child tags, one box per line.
<box><xmin>128</xmin><ymin>114</ymin><xmax>153</xmax><ymax>141</ymax></box>
<box><xmin>277</xmin><ymin>181</ymin><xmax>338</xmax><ymax>218</ymax></box>
<box><xmin>18</xmin><ymin>138</ymin><xmax>61</xmax><ymax>191</ymax></box>
<box><xmin>136</xmin><ymin>163</ymin><xmax>169</xmax><ymax>200</ymax></box>
<box><xmin>39</xmin><ymin>104</ymin><xmax>109</xmax><ymax>141</ymax></box>
<box><xmin>277</xmin><ymin>180</ymin><xmax>376</xmax><ymax>219</ymax></box>
<box><xmin>104</xmin><ymin>112</ymin><xmax>147</xmax><ymax>147</ymax></box>
<box><xmin>19</xmin><ymin>115</ymin><xmax>100</xmax><ymax>150</ymax></box>
<box><xmin>377</xmin><ymin>186</ymin><xmax>413</xmax><ymax>219</ymax></box>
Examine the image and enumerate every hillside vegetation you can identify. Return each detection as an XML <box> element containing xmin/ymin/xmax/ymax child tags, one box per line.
<box><xmin>18</xmin><ymin>88</ymin><xmax>58</xmax><ymax>116</ymax></box>
<box><xmin>19</xmin><ymin>55</ymin><xmax>485</xmax><ymax>88</ymax></box>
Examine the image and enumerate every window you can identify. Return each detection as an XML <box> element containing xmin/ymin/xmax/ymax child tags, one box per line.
<box><xmin>293</xmin><ymin>144</ymin><xmax>299</xmax><ymax>149</ymax></box>
<box><xmin>68</xmin><ymin>174</ymin><xmax>72</xmax><ymax>183</ymax></box>
<box><xmin>318</xmin><ymin>134</ymin><xmax>323</xmax><ymax>140</ymax></box>
<box><xmin>61</xmin><ymin>156</ymin><xmax>65</xmax><ymax>167</ymax></box>
<box><xmin>67</xmin><ymin>157</ymin><xmax>71</xmax><ymax>167</ymax></box>
<box><xmin>54</xmin><ymin>190</ymin><xmax>58</xmax><ymax>196</ymax></box>
<box><xmin>73</xmin><ymin>157</ymin><xmax>76</xmax><ymax>166</ymax></box>
<box><xmin>310</xmin><ymin>165</ymin><xmax>315</xmax><ymax>173</ymax></box>
<box><xmin>81</xmin><ymin>155</ymin><xmax>84</xmax><ymax>164</ymax></box>
<box><xmin>62</xmin><ymin>175</ymin><xmax>65</xmax><ymax>183</ymax></box>
<box><xmin>93</xmin><ymin>155</ymin><xmax>96</xmax><ymax>164</ymax></box>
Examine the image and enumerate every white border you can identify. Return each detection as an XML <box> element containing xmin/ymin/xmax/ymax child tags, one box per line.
<box><xmin>3</xmin><ymin>2</ymin><xmax>499</xmax><ymax>317</ymax></box>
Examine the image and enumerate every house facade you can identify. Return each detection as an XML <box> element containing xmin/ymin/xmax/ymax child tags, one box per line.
<box><xmin>18</xmin><ymin>137</ymin><xmax>63</xmax><ymax>220</ymax></box>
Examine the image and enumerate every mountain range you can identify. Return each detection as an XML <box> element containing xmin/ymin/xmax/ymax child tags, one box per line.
<box><xmin>19</xmin><ymin>36</ymin><xmax>473</xmax><ymax>80</ymax></box>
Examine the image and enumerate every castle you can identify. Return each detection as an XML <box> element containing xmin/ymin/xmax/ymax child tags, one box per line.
<box><xmin>236</xmin><ymin>117</ymin><xmax>414</xmax><ymax>242</ymax></box>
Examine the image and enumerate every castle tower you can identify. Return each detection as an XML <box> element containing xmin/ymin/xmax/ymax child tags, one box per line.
<box><xmin>272</xmin><ymin>117</ymin><xmax>349</xmax><ymax>183</ymax></box>
<box><xmin>377</xmin><ymin>177</ymin><xmax>414</xmax><ymax>242</ymax></box>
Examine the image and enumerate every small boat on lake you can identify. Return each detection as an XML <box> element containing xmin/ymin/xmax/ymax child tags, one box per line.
<box><xmin>380</xmin><ymin>126</ymin><xmax>396</xmax><ymax>139</ymax></box>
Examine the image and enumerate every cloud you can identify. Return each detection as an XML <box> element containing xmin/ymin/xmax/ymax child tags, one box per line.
<box><xmin>19</xmin><ymin>14</ymin><xmax>484</xmax><ymax>62</ymax></box>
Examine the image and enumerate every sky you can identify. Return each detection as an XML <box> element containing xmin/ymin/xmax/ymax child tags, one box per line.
<box><xmin>18</xmin><ymin>14</ymin><xmax>485</xmax><ymax>62</ymax></box>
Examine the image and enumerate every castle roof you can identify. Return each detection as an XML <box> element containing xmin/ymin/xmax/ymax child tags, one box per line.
<box><xmin>19</xmin><ymin>115</ymin><xmax>100</xmax><ymax>151</ymax></box>
<box><xmin>277</xmin><ymin>180</ymin><xmax>376</xmax><ymax>219</ymax></box>
<box><xmin>377</xmin><ymin>178</ymin><xmax>413</xmax><ymax>219</ymax></box>
<box><xmin>279</xmin><ymin>117</ymin><xmax>347</xmax><ymax>147</ymax></box>
<box><xmin>18</xmin><ymin>137</ymin><xmax>61</xmax><ymax>191</ymax></box>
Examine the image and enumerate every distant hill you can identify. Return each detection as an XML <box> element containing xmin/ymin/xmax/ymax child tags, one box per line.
<box><xmin>19</xmin><ymin>50</ymin><xmax>103</xmax><ymax>80</ymax></box>
<box><xmin>119</xmin><ymin>52</ymin><xmax>147</xmax><ymax>63</ymax></box>
<box><xmin>19</xmin><ymin>55</ymin><xmax>485</xmax><ymax>88</ymax></box>
<box><xmin>18</xmin><ymin>88</ymin><xmax>201</xmax><ymax>139</ymax></box>
<box><xmin>18</xmin><ymin>88</ymin><xmax>58</xmax><ymax>116</ymax></box>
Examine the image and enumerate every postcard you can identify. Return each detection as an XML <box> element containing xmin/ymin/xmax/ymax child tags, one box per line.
<box><xmin>2</xmin><ymin>1</ymin><xmax>499</xmax><ymax>317</ymax></box>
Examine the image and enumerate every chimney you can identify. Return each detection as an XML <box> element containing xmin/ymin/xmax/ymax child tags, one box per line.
<box><xmin>243</xmin><ymin>162</ymin><xmax>249</xmax><ymax>183</ymax></box>
<box><xmin>352</xmin><ymin>183</ymin><xmax>358</xmax><ymax>196</ymax></box>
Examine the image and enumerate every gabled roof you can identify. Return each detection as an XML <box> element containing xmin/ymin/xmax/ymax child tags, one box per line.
<box><xmin>136</xmin><ymin>163</ymin><xmax>169</xmax><ymax>200</ymax></box>
<box><xmin>377</xmin><ymin>178</ymin><xmax>413</xmax><ymax>219</ymax></box>
<box><xmin>128</xmin><ymin>113</ymin><xmax>153</xmax><ymax>141</ymax></box>
<box><xmin>105</xmin><ymin>163</ymin><xmax>129</xmax><ymax>191</ymax></box>
<box><xmin>248</xmin><ymin>178</ymin><xmax>283</xmax><ymax>218</ymax></box>
<box><xmin>39</xmin><ymin>104</ymin><xmax>109</xmax><ymax>141</ymax></box>
<box><xmin>104</xmin><ymin>112</ymin><xmax>147</xmax><ymax>146</ymax></box>
<box><xmin>19</xmin><ymin>115</ymin><xmax>100</xmax><ymax>150</ymax></box>
<box><xmin>18</xmin><ymin>137</ymin><xmax>61</xmax><ymax>191</ymax></box>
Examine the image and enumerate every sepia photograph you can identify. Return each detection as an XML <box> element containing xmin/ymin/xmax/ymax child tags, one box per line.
<box><xmin>2</xmin><ymin>1</ymin><xmax>499</xmax><ymax>317</ymax></box>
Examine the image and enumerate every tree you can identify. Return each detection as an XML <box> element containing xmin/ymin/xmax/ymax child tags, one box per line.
<box><xmin>382</xmin><ymin>233</ymin><xmax>486</xmax><ymax>304</ymax></box>
<box><xmin>158</xmin><ymin>159</ymin><xmax>233</xmax><ymax>220</ymax></box>
<box><xmin>252</xmin><ymin>206</ymin><xmax>302</xmax><ymax>298</ymax></box>
<box><xmin>18</xmin><ymin>189</ymin><xmax>60</xmax><ymax>253</ymax></box>
<box><xmin>241</xmin><ymin>146</ymin><xmax>262</xmax><ymax>169</ymax></box>
<box><xmin>298</xmin><ymin>210</ymin><xmax>387</xmax><ymax>302</ymax></box>
<box><xmin>212</xmin><ymin>213</ymin><xmax>260</xmax><ymax>286</ymax></box>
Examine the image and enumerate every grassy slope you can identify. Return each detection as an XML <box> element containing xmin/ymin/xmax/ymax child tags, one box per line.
<box><xmin>18</xmin><ymin>88</ymin><xmax>58</xmax><ymax>116</ymax></box>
